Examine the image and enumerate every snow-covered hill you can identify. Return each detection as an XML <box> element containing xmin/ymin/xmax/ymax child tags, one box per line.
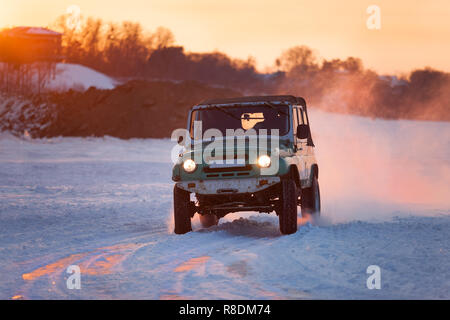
<box><xmin>48</xmin><ymin>63</ymin><xmax>116</xmax><ymax>91</ymax></box>
<box><xmin>0</xmin><ymin>110</ymin><xmax>448</xmax><ymax>299</ymax></box>
<box><xmin>0</xmin><ymin>62</ymin><xmax>117</xmax><ymax>92</ymax></box>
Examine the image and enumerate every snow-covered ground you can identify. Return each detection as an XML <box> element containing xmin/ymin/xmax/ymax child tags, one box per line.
<box><xmin>0</xmin><ymin>110</ymin><xmax>449</xmax><ymax>299</ymax></box>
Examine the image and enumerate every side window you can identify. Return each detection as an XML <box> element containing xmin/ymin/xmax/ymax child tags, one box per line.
<box><xmin>292</xmin><ymin>107</ymin><xmax>299</xmax><ymax>133</ymax></box>
<box><xmin>299</xmin><ymin>107</ymin><xmax>309</xmax><ymax>125</ymax></box>
<box><xmin>298</xmin><ymin>107</ymin><xmax>305</xmax><ymax>124</ymax></box>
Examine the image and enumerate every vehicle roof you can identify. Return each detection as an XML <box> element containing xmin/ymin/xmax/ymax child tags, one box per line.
<box><xmin>197</xmin><ymin>95</ymin><xmax>306</xmax><ymax>108</ymax></box>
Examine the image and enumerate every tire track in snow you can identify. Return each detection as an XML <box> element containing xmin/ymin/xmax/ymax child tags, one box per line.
<box><xmin>16</xmin><ymin>241</ymin><xmax>154</xmax><ymax>299</ymax></box>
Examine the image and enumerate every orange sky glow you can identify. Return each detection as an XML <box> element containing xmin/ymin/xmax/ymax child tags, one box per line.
<box><xmin>1</xmin><ymin>0</ymin><xmax>449</xmax><ymax>75</ymax></box>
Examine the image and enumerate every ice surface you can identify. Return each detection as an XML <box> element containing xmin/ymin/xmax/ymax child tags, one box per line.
<box><xmin>0</xmin><ymin>110</ymin><xmax>448</xmax><ymax>299</ymax></box>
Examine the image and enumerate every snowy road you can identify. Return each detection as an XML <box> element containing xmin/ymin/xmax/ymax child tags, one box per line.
<box><xmin>0</xmin><ymin>110</ymin><xmax>449</xmax><ymax>299</ymax></box>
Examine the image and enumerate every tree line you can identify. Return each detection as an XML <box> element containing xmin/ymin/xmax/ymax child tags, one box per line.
<box><xmin>53</xmin><ymin>14</ymin><xmax>448</xmax><ymax>120</ymax></box>
<box><xmin>1</xmin><ymin>13</ymin><xmax>448</xmax><ymax>121</ymax></box>
<box><xmin>51</xmin><ymin>14</ymin><xmax>264</xmax><ymax>90</ymax></box>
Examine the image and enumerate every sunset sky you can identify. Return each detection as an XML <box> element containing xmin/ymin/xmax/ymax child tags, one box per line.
<box><xmin>1</xmin><ymin>0</ymin><xmax>449</xmax><ymax>74</ymax></box>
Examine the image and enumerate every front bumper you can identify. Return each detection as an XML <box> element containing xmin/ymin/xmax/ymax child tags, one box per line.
<box><xmin>176</xmin><ymin>177</ymin><xmax>281</xmax><ymax>195</ymax></box>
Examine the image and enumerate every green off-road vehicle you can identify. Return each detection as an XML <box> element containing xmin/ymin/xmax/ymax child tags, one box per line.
<box><xmin>172</xmin><ymin>95</ymin><xmax>320</xmax><ymax>235</ymax></box>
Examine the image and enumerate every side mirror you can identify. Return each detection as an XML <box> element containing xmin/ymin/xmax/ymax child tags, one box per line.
<box><xmin>296</xmin><ymin>124</ymin><xmax>309</xmax><ymax>139</ymax></box>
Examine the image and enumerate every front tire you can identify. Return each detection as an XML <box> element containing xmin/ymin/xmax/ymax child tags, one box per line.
<box><xmin>174</xmin><ymin>186</ymin><xmax>192</xmax><ymax>234</ymax></box>
<box><xmin>278</xmin><ymin>179</ymin><xmax>298</xmax><ymax>235</ymax></box>
<box><xmin>301</xmin><ymin>175</ymin><xmax>321</xmax><ymax>217</ymax></box>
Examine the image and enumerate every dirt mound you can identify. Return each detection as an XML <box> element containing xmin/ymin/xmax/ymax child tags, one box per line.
<box><xmin>24</xmin><ymin>80</ymin><xmax>239</xmax><ymax>139</ymax></box>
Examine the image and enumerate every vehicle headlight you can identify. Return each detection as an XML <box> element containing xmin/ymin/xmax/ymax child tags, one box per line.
<box><xmin>182</xmin><ymin>159</ymin><xmax>197</xmax><ymax>173</ymax></box>
<box><xmin>257</xmin><ymin>155</ymin><xmax>271</xmax><ymax>168</ymax></box>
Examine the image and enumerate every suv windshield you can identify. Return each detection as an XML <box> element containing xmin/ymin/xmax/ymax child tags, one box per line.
<box><xmin>190</xmin><ymin>105</ymin><xmax>290</xmax><ymax>137</ymax></box>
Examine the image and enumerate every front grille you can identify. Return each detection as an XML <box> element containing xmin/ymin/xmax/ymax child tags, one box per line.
<box><xmin>203</xmin><ymin>164</ymin><xmax>252</xmax><ymax>173</ymax></box>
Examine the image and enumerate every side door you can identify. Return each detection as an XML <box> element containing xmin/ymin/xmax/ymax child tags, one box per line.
<box><xmin>298</xmin><ymin>106</ymin><xmax>312</xmax><ymax>183</ymax></box>
<box><xmin>293</xmin><ymin>106</ymin><xmax>308</xmax><ymax>182</ymax></box>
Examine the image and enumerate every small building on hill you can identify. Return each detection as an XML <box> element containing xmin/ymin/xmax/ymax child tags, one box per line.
<box><xmin>0</xmin><ymin>27</ymin><xmax>62</xmax><ymax>63</ymax></box>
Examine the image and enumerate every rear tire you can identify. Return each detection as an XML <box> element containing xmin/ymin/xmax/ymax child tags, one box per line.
<box><xmin>301</xmin><ymin>175</ymin><xmax>321</xmax><ymax>217</ymax></box>
<box><xmin>199</xmin><ymin>214</ymin><xmax>219</xmax><ymax>228</ymax></box>
<box><xmin>174</xmin><ymin>186</ymin><xmax>192</xmax><ymax>234</ymax></box>
<box><xmin>278</xmin><ymin>179</ymin><xmax>298</xmax><ymax>235</ymax></box>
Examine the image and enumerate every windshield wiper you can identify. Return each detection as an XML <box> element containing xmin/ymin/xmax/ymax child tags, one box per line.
<box><xmin>209</xmin><ymin>103</ymin><xmax>288</xmax><ymax>119</ymax></box>
<box><xmin>262</xmin><ymin>102</ymin><xmax>289</xmax><ymax>116</ymax></box>
<box><xmin>211</xmin><ymin>106</ymin><xmax>242</xmax><ymax>120</ymax></box>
